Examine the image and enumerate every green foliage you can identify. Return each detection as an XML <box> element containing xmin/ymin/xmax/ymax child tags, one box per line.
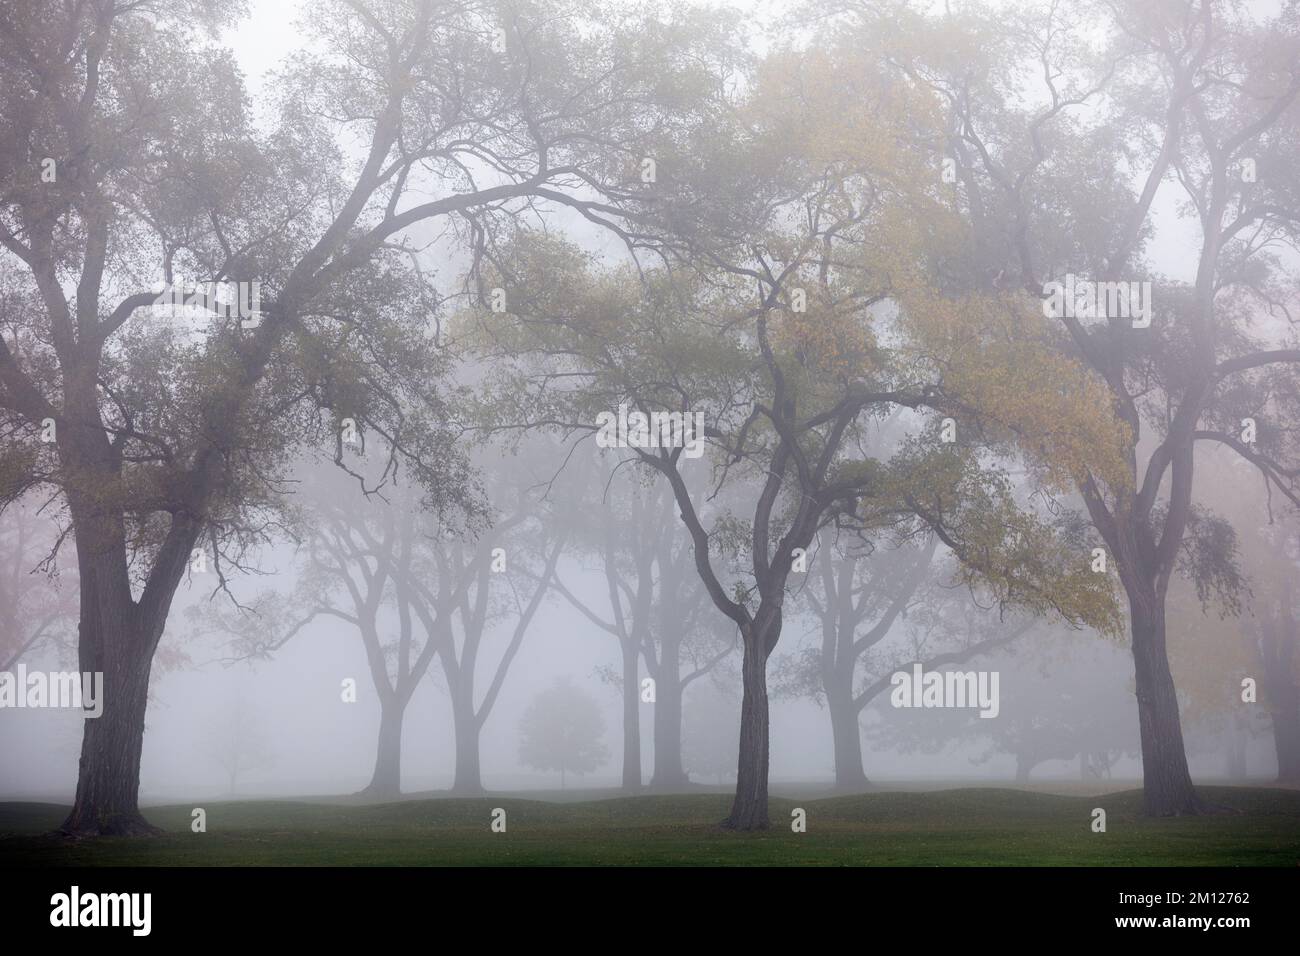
<box><xmin>1170</xmin><ymin>506</ymin><xmax>1246</xmax><ymax>618</ymax></box>
<box><xmin>871</xmin><ymin>441</ymin><xmax>1122</xmax><ymax>635</ymax></box>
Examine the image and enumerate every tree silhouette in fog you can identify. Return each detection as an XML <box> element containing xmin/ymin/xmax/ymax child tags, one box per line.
<box><xmin>518</xmin><ymin>677</ymin><xmax>609</xmax><ymax>790</ymax></box>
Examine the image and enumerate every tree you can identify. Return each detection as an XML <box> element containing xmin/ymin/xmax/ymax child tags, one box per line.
<box><xmin>544</xmin><ymin>459</ymin><xmax>659</xmax><ymax>790</ymax></box>
<box><xmin>867</xmin><ymin>629</ymin><xmax>1141</xmax><ymax>783</ymax></box>
<box><xmin>1251</xmin><ymin>549</ymin><xmax>1300</xmax><ymax>782</ymax></box>
<box><xmin>778</xmin><ymin>527</ymin><xmax>1038</xmax><ymax>789</ymax></box>
<box><xmin>1166</xmin><ymin>450</ymin><xmax>1300</xmax><ymax>783</ymax></box>
<box><xmin>195</xmin><ymin>442</ymin><xmax>564</xmax><ymax>797</ymax></box>
<box><xmin>545</xmin><ymin>457</ymin><xmax>735</xmax><ymax>790</ymax></box>
<box><xmin>867</xmin><ymin>0</ymin><xmax>1300</xmax><ymax>813</ymax></box>
<box><xmin>408</xmin><ymin>443</ymin><xmax>567</xmax><ymax>794</ymax></box>
<box><xmin>472</xmin><ymin>33</ymin><xmax>1126</xmax><ymax>825</ymax></box>
<box><xmin>0</xmin><ymin>495</ymin><xmax>77</xmax><ymax>671</ymax></box>
<box><xmin>780</xmin><ymin>531</ymin><xmax>935</xmax><ymax>789</ymax></box>
<box><xmin>641</xmin><ymin>481</ymin><xmax>739</xmax><ymax>789</ymax></box>
<box><xmin>0</xmin><ymin>0</ymin><xmax>733</xmax><ymax>834</ymax></box>
<box><xmin>203</xmin><ymin>692</ymin><xmax>272</xmax><ymax>796</ymax></box>
<box><xmin>188</xmin><ymin>460</ymin><xmax>446</xmax><ymax>798</ymax></box>
<box><xmin>517</xmin><ymin>676</ymin><xmax>610</xmax><ymax>789</ymax></box>
<box><xmin>291</xmin><ymin>470</ymin><xmax>444</xmax><ymax>798</ymax></box>
<box><xmin>1219</xmin><ymin>475</ymin><xmax>1300</xmax><ymax>783</ymax></box>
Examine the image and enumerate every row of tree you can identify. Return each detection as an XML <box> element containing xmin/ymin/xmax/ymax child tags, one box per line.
<box><xmin>1</xmin><ymin>0</ymin><xmax>1298</xmax><ymax>833</ymax></box>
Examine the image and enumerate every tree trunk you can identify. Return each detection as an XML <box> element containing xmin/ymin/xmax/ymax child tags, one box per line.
<box><xmin>452</xmin><ymin>724</ymin><xmax>484</xmax><ymax>795</ymax></box>
<box><xmin>620</xmin><ymin>641</ymin><xmax>641</xmax><ymax>791</ymax></box>
<box><xmin>1260</xmin><ymin>613</ymin><xmax>1300</xmax><ymax>784</ymax></box>
<box><xmin>1014</xmin><ymin>753</ymin><xmax>1033</xmax><ymax>784</ymax></box>
<box><xmin>1224</xmin><ymin>728</ymin><xmax>1247</xmax><ymax>781</ymax></box>
<box><xmin>60</xmin><ymin>607</ymin><xmax>159</xmax><ymax>836</ymax></box>
<box><xmin>650</xmin><ymin>635</ymin><xmax>688</xmax><ymax>790</ymax></box>
<box><xmin>449</xmin><ymin>684</ymin><xmax>484</xmax><ymax>794</ymax></box>
<box><xmin>1269</xmin><ymin>689</ymin><xmax>1300</xmax><ymax>784</ymax></box>
<box><xmin>828</xmin><ymin>681</ymin><xmax>867</xmax><ymax>790</ymax></box>
<box><xmin>723</xmin><ymin>628</ymin><xmax>770</xmax><ymax>829</ymax></box>
<box><xmin>361</xmin><ymin>697</ymin><xmax>404</xmax><ymax>798</ymax></box>
<box><xmin>1129</xmin><ymin>597</ymin><xmax>1202</xmax><ymax>814</ymax></box>
<box><xmin>58</xmin><ymin>447</ymin><xmax>201</xmax><ymax>836</ymax></box>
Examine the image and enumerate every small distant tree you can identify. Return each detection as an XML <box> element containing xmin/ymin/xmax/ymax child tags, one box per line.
<box><xmin>203</xmin><ymin>695</ymin><xmax>272</xmax><ymax>796</ymax></box>
<box><xmin>518</xmin><ymin>677</ymin><xmax>610</xmax><ymax>789</ymax></box>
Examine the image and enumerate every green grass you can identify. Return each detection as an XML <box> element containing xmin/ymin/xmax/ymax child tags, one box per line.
<box><xmin>2</xmin><ymin>786</ymin><xmax>1298</xmax><ymax>866</ymax></box>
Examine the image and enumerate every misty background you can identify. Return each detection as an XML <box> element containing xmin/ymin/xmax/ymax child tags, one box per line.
<box><xmin>0</xmin><ymin>0</ymin><xmax>1291</xmax><ymax>807</ymax></box>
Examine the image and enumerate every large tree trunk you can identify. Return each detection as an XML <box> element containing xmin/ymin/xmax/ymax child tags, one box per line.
<box><xmin>650</xmin><ymin>634</ymin><xmax>688</xmax><ymax>790</ymax></box>
<box><xmin>1129</xmin><ymin>596</ymin><xmax>1202</xmax><ymax>814</ymax></box>
<box><xmin>442</xmin><ymin>648</ymin><xmax>486</xmax><ymax>794</ymax></box>
<box><xmin>724</xmin><ymin>627</ymin><xmax>771</xmax><ymax>829</ymax></box>
<box><xmin>60</xmin><ymin>624</ymin><xmax>158</xmax><ymax>836</ymax></box>
<box><xmin>59</xmin><ymin>503</ymin><xmax>184</xmax><ymax>837</ymax></box>
<box><xmin>361</xmin><ymin>697</ymin><xmax>404</xmax><ymax>798</ymax></box>
<box><xmin>827</xmin><ymin>680</ymin><xmax>867</xmax><ymax>790</ymax></box>
<box><xmin>56</xmin><ymin>371</ymin><xmax>208</xmax><ymax>836</ymax></box>
<box><xmin>620</xmin><ymin>641</ymin><xmax>641</xmax><ymax>791</ymax></box>
<box><xmin>450</xmin><ymin>692</ymin><xmax>484</xmax><ymax>795</ymax></box>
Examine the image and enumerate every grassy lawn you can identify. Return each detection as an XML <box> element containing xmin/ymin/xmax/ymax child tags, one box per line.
<box><xmin>1</xmin><ymin>786</ymin><xmax>1298</xmax><ymax>866</ymax></box>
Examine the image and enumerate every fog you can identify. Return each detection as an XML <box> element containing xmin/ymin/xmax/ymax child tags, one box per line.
<box><xmin>1</xmin><ymin>439</ymin><xmax>1284</xmax><ymax>802</ymax></box>
<box><xmin>0</xmin><ymin>0</ymin><xmax>1297</xmax><ymax>863</ymax></box>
